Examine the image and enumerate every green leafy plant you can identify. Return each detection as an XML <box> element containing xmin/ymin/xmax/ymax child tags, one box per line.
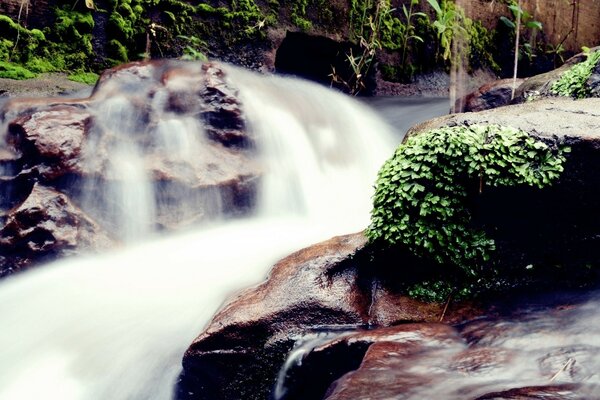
<box><xmin>426</xmin><ymin>0</ymin><xmax>467</xmax><ymax>62</ymax></box>
<box><xmin>332</xmin><ymin>0</ymin><xmax>391</xmax><ymax>94</ymax></box>
<box><xmin>395</xmin><ymin>0</ymin><xmax>426</xmax><ymax>70</ymax></box>
<box><xmin>178</xmin><ymin>35</ymin><xmax>208</xmax><ymax>61</ymax></box>
<box><xmin>0</xmin><ymin>60</ymin><xmax>37</xmax><ymax>79</ymax></box>
<box><xmin>551</xmin><ymin>49</ymin><xmax>600</xmax><ymax>99</ymax></box>
<box><xmin>367</xmin><ymin>124</ymin><xmax>568</xmax><ymax>278</ymax></box>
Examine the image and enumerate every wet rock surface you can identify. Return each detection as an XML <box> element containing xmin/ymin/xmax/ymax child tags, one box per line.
<box><xmin>514</xmin><ymin>48</ymin><xmax>600</xmax><ymax>102</ymax></box>
<box><xmin>0</xmin><ymin>60</ymin><xmax>260</xmax><ymax>275</ymax></box>
<box><xmin>181</xmin><ymin>229</ymin><xmax>600</xmax><ymax>400</ymax></box>
<box><xmin>179</xmin><ymin>233</ymin><xmax>482</xmax><ymax>399</ymax></box>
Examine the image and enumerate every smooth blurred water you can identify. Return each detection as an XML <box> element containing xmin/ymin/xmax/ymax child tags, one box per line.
<box><xmin>362</xmin><ymin>96</ymin><xmax>449</xmax><ymax>141</ymax></box>
<box><xmin>0</xmin><ymin>65</ymin><xmax>396</xmax><ymax>400</ymax></box>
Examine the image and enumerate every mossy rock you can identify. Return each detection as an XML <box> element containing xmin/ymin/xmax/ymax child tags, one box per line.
<box><xmin>372</xmin><ymin>97</ymin><xmax>600</xmax><ymax>300</ymax></box>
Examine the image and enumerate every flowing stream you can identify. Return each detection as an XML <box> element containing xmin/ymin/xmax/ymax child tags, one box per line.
<box><xmin>0</xmin><ymin>66</ymin><xmax>423</xmax><ymax>400</ymax></box>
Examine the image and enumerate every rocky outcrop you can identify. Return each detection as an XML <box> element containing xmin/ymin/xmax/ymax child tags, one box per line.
<box><xmin>514</xmin><ymin>48</ymin><xmax>600</xmax><ymax>102</ymax></box>
<box><xmin>0</xmin><ymin>184</ymin><xmax>113</xmax><ymax>276</ymax></box>
<box><xmin>323</xmin><ymin>303</ymin><xmax>599</xmax><ymax>400</ymax></box>
<box><xmin>0</xmin><ymin>60</ymin><xmax>259</xmax><ymax>274</ymax></box>
<box><xmin>179</xmin><ymin>233</ymin><xmax>482</xmax><ymax>399</ymax></box>
<box><xmin>409</xmin><ymin>97</ymin><xmax>600</xmax><ymax>280</ymax></box>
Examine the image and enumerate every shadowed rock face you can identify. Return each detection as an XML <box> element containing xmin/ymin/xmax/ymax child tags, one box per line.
<box><xmin>0</xmin><ymin>60</ymin><xmax>260</xmax><ymax>275</ymax></box>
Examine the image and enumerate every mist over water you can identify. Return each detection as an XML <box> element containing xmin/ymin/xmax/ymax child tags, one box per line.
<box><xmin>0</xmin><ymin>66</ymin><xmax>396</xmax><ymax>400</ymax></box>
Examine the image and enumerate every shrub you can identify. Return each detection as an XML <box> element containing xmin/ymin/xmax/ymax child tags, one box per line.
<box><xmin>367</xmin><ymin>124</ymin><xmax>568</xmax><ymax>278</ymax></box>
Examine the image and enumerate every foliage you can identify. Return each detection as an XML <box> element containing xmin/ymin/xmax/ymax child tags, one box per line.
<box><xmin>179</xmin><ymin>35</ymin><xmax>208</xmax><ymax>61</ymax></box>
<box><xmin>500</xmin><ymin>0</ymin><xmax>542</xmax><ymax>86</ymax></box>
<box><xmin>0</xmin><ymin>61</ymin><xmax>37</xmax><ymax>79</ymax></box>
<box><xmin>68</xmin><ymin>71</ymin><xmax>99</xmax><ymax>85</ymax></box>
<box><xmin>332</xmin><ymin>0</ymin><xmax>388</xmax><ymax>94</ymax></box>
<box><xmin>550</xmin><ymin>50</ymin><xmax>600</xmax><ymax>99</ymax></box>
<box><xmin>467</xmin><ymin>20</ymin><xmax>500</xmax><ymax>72</ymax></box>
<box><xmin>426</xmin><ymin>0</ymin><xmax>467</xmax><ymax>62</ymax></box>
<box><xmin>367</xmin><ymin>124</ymin><xmax>568</xmax><ymax>280</ymax></box>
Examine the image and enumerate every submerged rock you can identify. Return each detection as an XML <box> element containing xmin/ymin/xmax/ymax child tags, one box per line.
<box><xmin>0</xmin><ymin>60</ymin><xmax>260</xmax><ymax>275</ymax></box>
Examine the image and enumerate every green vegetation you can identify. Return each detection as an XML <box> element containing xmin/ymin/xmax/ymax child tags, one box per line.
<box><xmin>367</xmin><ymin>124</ymin><xmax>568</xmax><ymax>300</ymax></box>
<box><xmin>551</xmin><ymin>50</ymin><xmax>600</xmax><ymax>98</ymax></box>
<box><xmin>68</xmin><ymin>71</ymin><xmax>99</xmax><ymax>85</ymax></box>
<box><xmin>0</xmin><ymin>61</ymin><xmax>37</xmax><ymax>79</ymax></box>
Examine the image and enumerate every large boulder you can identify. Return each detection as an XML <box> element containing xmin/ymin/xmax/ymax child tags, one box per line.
<box><xmin>0</xmin><ymin>60</ymin><xmax>260</xmax><ymax>274</ymax></box>
<box><xmin>179</xmin><ymin>232</ymin><xmax>481</xmax><ymax>399</ymax></box>
<box><xmin>409</xmin><ymin>97</ymin><xmax>600</xmax><ymax>277</ymax></box>
<box><xmin>0</xmin><ymin>184</ymin><xmax>113</xmax><ymax>276</ymax></box>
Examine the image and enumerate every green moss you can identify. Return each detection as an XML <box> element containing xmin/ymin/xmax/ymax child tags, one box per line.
<box><xmin>467</xmin><ymin>20</ymin><xmax>500</xmax><ymax>72</ymax></box>
<box><xmin>25</xmin><ymin>57</ymin><xmax>57</xmax><ymax>73</ymax></box>
<box><xmin>551</xmin><ymin>50</ymin><xmax>600</xmax><ymax>99</ymax></box>
<box><xmin>367</xmin><ymin>124</ymin><xmax>568</xmax><ymax>298</ymax></box>
<box><xmin>108</xmin><ymin>39</ymin><xmax>129</xmax><ymax>63</ymax></box>
<box><xmin>68</xmin><ymin>71</ymin><xmax>99</xmax><ymax>85</ymax></box>
<box><xmin>0</xmin><ymin>61</ymin><xmax>37</xmax><ymax>79</ymax></box>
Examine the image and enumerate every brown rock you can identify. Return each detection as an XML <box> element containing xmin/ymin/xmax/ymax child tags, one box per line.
<box><xmin>0</xmin><ymin>183</ymin><xmax>113</xmax><ymax>275</ymax></box>
<box><xmin>0</xmin><ymin>60</ymin><xmax>261</xmax><ymax>273</ymax></box>
<box><xmin>180</xmin><ymin>233</ymin><xmax>483</xmax><ymax>399</ymax></box>
<box><xmin>456</xmin><ymin>78</ymin><xmax>524</xmax><ymax>113</ymax></box>
<box><xmin>7</xmin><ymin>105</ymin><xmax>91</xmax><ymax>180</ymax></box>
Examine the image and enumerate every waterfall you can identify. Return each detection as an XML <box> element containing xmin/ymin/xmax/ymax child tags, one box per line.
<box><xmin>0</xmin><ymin>65</ymin><xmax>396</xmax><ymax>400</ymax></box>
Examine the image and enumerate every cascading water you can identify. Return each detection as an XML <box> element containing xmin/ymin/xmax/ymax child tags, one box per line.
<box><xmin>0</xmin><ymin>63</ymin><xmax>397</xmax><ymax>399</ymax></box>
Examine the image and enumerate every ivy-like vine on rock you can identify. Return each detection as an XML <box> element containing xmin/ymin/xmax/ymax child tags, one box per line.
<box><xmin>366</xmin><ymin>124</ymin><xmax>569</xmax><ymax>278</ymax></box>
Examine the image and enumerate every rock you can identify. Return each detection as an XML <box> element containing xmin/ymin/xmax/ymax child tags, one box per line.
<box><xmin>323</xmin><ymin>305</ymin><xmax>598</xmax><ymax>399</ymax></box>
<box><xmin>0</xmin><ymin>183</ymin><xmax>113</xmax><ymax>276</ymax></box>
<box><xmin>285</xmin><ymin>323</ymin><xmax>464</xmax><ymax>400</ymax></box>
<box><xmin>7</xmin><ymin>104</ymin><xmax>91</xmax><ymax>180</ymax></box>
<box><xmin>0</xmin><ymin>60</ymin><xmax>260</xmax><ymax>274</ymax></box>
<box><xmin>586</xmin><ymin>60</ymin><xmax>600</xmax><ymax>97</ymax></box>
<box><xmin>514</xmin><ymin>47</ymin><xmax>600</xmax><ymax>102</ymax></box>
<box><xmin>456</xmin><ymin>78</ymin><xmax>524</xmax><ymax>112</ymax></box>
<box><xmin>408</xmin><ymin>97</ymin><xmax>600</xmax><ymax>279</ymax></box>
<box><xmin>180</xmin><ymin>233</ymin><xmax>482</xmax><ymax>399</ymax></box>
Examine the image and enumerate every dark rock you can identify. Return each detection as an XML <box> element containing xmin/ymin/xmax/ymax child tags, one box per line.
<box><xmin>586</xmin><ymin>60</ymin><xmax>600</xmax><ymax>97</ymax></box>
<box><xmin>456</xmin><ymin>78</ymin><xmax>524</xmax><ymax>112</ymax></box>
<box><xmin>0</xmin><ymin>183</ymin><xmax>113</xmax><ymax>275</ymax></box>
<box><xmin>409</xmin><ymin>97</ymin><xmax>600</xmax><ymax>280</ymax></box>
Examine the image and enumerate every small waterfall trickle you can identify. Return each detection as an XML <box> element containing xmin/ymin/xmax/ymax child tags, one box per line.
<box><xmin>0</xmin><ymin>63</ymin><xmax>396</xmax><ymax>400</ymax></box>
